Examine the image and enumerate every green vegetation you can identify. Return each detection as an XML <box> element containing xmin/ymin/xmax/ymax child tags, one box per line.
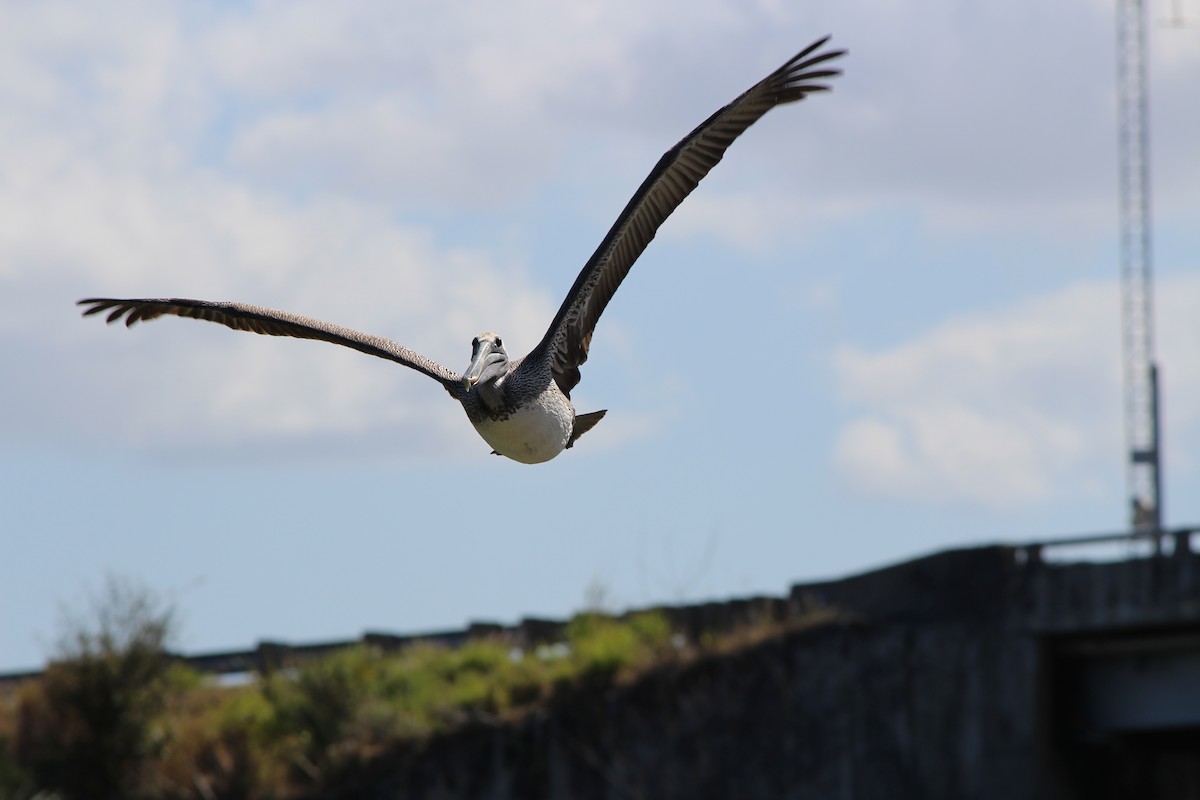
<box><xmin>0</xmin><ymin>582</ymin><xmax>831</xmax><ymax>799</ymax></box>
<box><xmin>0</xmin><ymin>599</ymin><xmax>684</xmax><ymax>798</ymax></box>
<box><xmin>249</xmin><ymin>611</ymin><xmax>678</xmax><ymax>789</ymax></box>
<box><xmin>4</xmin><ymin>576</ymin><xmax>178</xmax><ymax>800</ymax></box>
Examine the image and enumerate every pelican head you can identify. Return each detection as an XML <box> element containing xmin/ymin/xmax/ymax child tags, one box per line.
<box><xmin>463</xmin><ymin>331</ymin><xmax>509</xmax><ymax>392</ymax></box>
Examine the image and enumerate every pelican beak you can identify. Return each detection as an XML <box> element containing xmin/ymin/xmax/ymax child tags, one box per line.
<box><xmin>463</xmin><ymin>341</ymin><xmax>495</xmax><ymax>392</ymax></box>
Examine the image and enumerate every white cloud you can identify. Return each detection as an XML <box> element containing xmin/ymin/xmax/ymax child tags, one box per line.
<box><xmin>0</xmin><ymin>160</ymin><xmax>558</xmax><ymax>459</ymax></box>
<box><xmin>0</xmin><ymin>0</ymin><xmax>828</xmax><ymax>462</ymax></box>
<box><xmin>832</xmin><ymin>274</ymin><xmax>1200</xmax><ymax>508</ymax></box>
<box><xmin>0</xmin><ymin>88</ymin><xmax>558</xmax><ymax>459</ymax></box>
<box><xmin>3</xmin><ymin>0</ymin><xmax>1198</xmax><ymax>467</ymax></box>
<box><xmin>660</xmin><ymin>188</ymin><xmax>864</xmax><ymax>253</ymax></box>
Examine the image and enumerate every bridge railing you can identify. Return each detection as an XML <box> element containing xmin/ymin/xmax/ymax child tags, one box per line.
<box><xmin>1016</xmin><ymin>525</ymin><xmax>1198</xmax><ymax>566</ymax></box>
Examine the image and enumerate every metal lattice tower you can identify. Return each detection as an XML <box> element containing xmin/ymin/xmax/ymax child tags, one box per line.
<box><xmin>1116</xmin><ymin>0</ymin><xmax>1163</xmax><ymax>532</ymax></box>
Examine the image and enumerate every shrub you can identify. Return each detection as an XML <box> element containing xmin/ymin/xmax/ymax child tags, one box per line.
<box><xmin>566</xmin><ymin>611</ymin><xmax>674</xmax><ymax>682</ymax></box>
<box><xmin>147</xmin><ymin>671</ymin><xmax>284</xmax><ymax>800</ymax></box>
<box><xmin>0</xmin><ymin>696</ymin><xmax>34</xmax><ymax>800</ymax></box>
<box><xmin>14</xmin><ymin>576</ymin><xmax>177</xmax><ymax>800</ymax></box>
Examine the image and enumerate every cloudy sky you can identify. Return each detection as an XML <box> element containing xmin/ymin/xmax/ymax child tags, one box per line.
<box><xmin>3</xmin><ymin>0</ymin><xmax>1198</xmax><ymax>672</ymax></box>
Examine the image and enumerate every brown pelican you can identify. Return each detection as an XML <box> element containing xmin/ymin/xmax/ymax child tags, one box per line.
<box><xmin>79</xmin><ymin>37</ymin><xmax>844</xmax><ymax>464</ymax></box>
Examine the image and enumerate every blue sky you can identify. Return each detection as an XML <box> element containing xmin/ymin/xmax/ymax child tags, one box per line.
<box><xmin>3</xmin><ymin>0</ymin><xmax>1199</xmax><ymax>672</ymax></box>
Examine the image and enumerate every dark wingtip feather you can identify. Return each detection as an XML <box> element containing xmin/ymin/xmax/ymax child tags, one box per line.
<box><xmin>78</xmin><ymin>298</ymin><xmax>131</xmax><ymax>325</ymax></box>
<box><xmin>799</xmin><ymin>69</ymin><xmax>843</xmax><ymax>81</ymax></box>
<box><xmin>795</xmin><ymin>35</ymin><xmax>832</xmax><ymax>60</ymax></box>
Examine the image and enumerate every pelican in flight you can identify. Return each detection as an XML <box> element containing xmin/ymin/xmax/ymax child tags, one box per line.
<box><xmin>80</xmin><ymin>37</ymin><xmax>844</xmax><ymax>464</ymax></box>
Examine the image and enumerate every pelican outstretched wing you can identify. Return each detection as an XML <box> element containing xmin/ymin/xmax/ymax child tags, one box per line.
<box><xmin>527</xmin><ymin>36</ymin><xmax>844</xmax><ymax>396</ymax></box>
<box><xmin>77</xmin><ymin>297</ymin><xmax>466</xmax><ymax>397</ymax></box>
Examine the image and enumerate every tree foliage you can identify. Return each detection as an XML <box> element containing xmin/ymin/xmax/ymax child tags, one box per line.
<box><xmin>14</xmin><ymin>575</ymin><xmax>177</xmax><ymax>800</ymax></box>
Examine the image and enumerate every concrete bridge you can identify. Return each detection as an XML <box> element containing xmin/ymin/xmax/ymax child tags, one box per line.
<box><xmin>4</xmin><ymin>527</ymin><xmax>1199</xmax><ymax>798</ymax></box>
<box><xmin>788</xmin><ymin>527</ymin><xmax>1200</xmax><ymax>799</ymax></box>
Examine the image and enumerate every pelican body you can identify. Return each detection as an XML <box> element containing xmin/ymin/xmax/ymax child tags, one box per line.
<box><xmin>461</xmin><ymin>331</ymin><xmax>591</xmax><ymax>463</ymax></box>
<box><xmin>79</xmin><ymin>38</ymin><xmax>844</xmax><ymax>463</ymax></box>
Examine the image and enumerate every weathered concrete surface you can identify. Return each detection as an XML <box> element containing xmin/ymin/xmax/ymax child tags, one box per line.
<box><xmin>795</xmin><ymin>538</ymin><xmax>1200</xmax><ymax>634</ymax></box>
<box><xmin>327</xmin><ymin>622</ymin><xmax>1044</xmax><ymax>800</ymax></box>
<box><xmin>1025</xmin><ymin>545</ymin><xmax>1200</xmax><ymax>632</ymax></box>
<box><xmin>315</xmin><ymin>540</ymin><xmax>1200</xmax><ymax>800</ymax></box>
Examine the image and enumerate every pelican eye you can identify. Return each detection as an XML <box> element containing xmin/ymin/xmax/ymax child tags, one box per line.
<box><xmin>472</xmin><ymin>337</ymin><xmax>479</xmax><ymax>348</ymax></box>
<box><xmin>494</xmin><ymin>338</ymin><xmax>503</xmax><ymax>348</ymax></box>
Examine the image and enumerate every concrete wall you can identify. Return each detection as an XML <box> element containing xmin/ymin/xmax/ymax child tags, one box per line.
<box><xmin>314</xmin><ymin>538</ymin><xmax>1200</xmax><ymax>800</ymax></box>
<box><xmin>325</xmin><ymin>620</ymin><xmax>1047</xmax><ymax>800</ymax></box>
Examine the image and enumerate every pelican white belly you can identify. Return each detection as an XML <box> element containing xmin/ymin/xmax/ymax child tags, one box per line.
<box><xmin>472</xmin><ymin>393</ymin><xmax>574</xmax><ymax>464</ymax></box>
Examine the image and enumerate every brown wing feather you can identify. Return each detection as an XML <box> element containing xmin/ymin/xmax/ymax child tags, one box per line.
<box><xmin>526</xmin><ymin>36</ymin><xmax>845</xmax><ymax>396</ymax></box>
<box><xmin>77</xmin><ymin>297</ymin><xmax>466</xmax><ymax>397</ymax></box>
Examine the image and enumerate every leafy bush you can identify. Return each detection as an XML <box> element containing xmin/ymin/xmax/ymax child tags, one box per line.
<box><xmin>0</xmin><ymin>690</ymin><xmax>34</xmax><ymax>800</ymax></box>
<box><xmin>154</xmin><ymin>677</ymin><xmax>281</xmax><ymax>800</ymax></box>
<box><xmin>14</xmin><ymin>576</ymin><xmax>177</xmax><ymax>800</ymax></box>
<box><xmin>566</xmin><ymin>611</ymin><xmax>674</xmax><ymax>682</ymax></box>
<box><xmin>257</xmin><ymin>638</ymin><xmax>545</xmax><ymax>786</ymax></box>
<box><xmin>259</xmin><ymin>645</ymin><xmax>394</xmax><ymax>782</ymax></box>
